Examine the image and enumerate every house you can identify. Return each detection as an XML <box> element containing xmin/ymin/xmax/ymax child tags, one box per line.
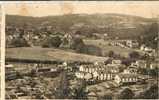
<box><xmin>114</xmin><ymin>73</ymin><xmax>139</xmax><ymax>85</ymax></box>
<box><xmin>106</xmin><ymin>63</ymin><xmax>125</xmax><ymax>73</ymax></box>
<box><xmin>79</xmin><ymin>63</ymin><xmax>122</xmax><ymax>74</ymax></box>
<box><xmin>150</xmin><ymin>62</ymin><xmax>158</xmax><ymax>69</ymax></box>
<box><xmin>103</xmin><ymin>33</ymin><xmax>110</xmax><ymax>40</ymax></box>
<box><xmin>140</xmin><ymin>44</ymin><xmax>146</xmax><ymax>51</ymax></box>
<box><xmin>92</xmin><ymin>70</ymin><xmax>114</xmax><ymax>81</ymax></box>
<box><xmin>87</xmin><ymin>92</ymin><xmax>98</xmax><ymax>100</ymax></box>
<box><xmin>130</xmin><ymin>62</ymin><xmax>138</xmax><ymax>68</ymax></box>
<box><xmin>126</xmin><ymin>40</ymin><xmax>139</xmax><ymax>48</ymax></box>
<box><xmin>79</xmin><ymin>65</ymin><xmax>104</xmax><ymax>74</ymax></box>
<box><xmin>78</xmin><ymin>64</ymin><xmax>116</xmax><ymax>81</ymax></box>
<box><xmin>79</xmin><ymin>65</ymin><xmax>93</xmax><ymax>73</ymax></box>
<box><xmin>123</xmin><ymin>67</ymin><xmax>138</xmax><ymax>74</ymax></box>
<box><xmin>105</xmin><ymin>64</ymin><xmax>120</xmax><ymax>73</ymax></box>
<box><xmin>144</xmin><ymin>47</ymin><xmax>153</xmax><ymax>52</ymax></box>
<box><xmin>5</xmin><ymin>64</ymin><xmax>17</xmax><ymax>80</ymax></box>
<box><xmin>37</xmin><ymin>67</ymin><xmax>60</xmax><ymax>73</ymax></box>
<box><xmin>36</xmin><ymin>67</ymin><xmax>61</xmax><ymax>77</ymax></box>
<box><xmin>135</xmin><ymin>60</ymin><xmax>147</xmax><ymax>68</ymax></box>
<box><xmin>110</xmin><ymin>41</ymin><xmax>118</xmax><ymax>46</ymax></box>
<box><xmin>140</xmin><ymin>45</ymin><xmax>153</xmax><ymax>53</ymax></box>
<box><xmin>75</xmin><ymin>71</ymin><xmax>92</xmax><ymax>80</ymax></box>
<box><xmin>111</xmin><ymin>59</ymin><xmax>122</xmax><ymax>65</ymax></box>
<box><xmin>63</xmin><ymin>61</ymin><xmax>67</xmax><ymax>66</ymax></box>
<box><xmin>131</xmin><ymin>60</ymin><xmax>147</xmax><ymax>69</ymax></box>
<box><xmin>94</xmin><ymin>61</ymin><xmax>105</xmax><ymax>66</ymax></box>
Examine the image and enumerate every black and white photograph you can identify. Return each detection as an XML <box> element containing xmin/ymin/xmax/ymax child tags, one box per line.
<box><xmin>5</xmin><ymin>2</ymin><xmax>159</xmax><ymax>99</ymax></box>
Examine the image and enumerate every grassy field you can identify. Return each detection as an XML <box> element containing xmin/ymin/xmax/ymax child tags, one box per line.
<box><xmin>6</xmin><ymin>47</ymin><xmax>108</xmax><ymax>63</ymax></box>
<box><xmin>84</xmin><ymin>39</ymin><xmax>140</xmax><ymax>57</ymax></box>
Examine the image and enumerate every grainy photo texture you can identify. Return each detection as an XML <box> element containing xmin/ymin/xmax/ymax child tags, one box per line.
<box><xmin>5</xmin><ymin>2</ymin><xmax>159</xmax><ymax>99</ymax></box>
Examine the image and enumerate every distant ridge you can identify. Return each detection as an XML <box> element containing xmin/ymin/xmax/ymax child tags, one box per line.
<box><xmin>6</xmin><ymin>13</ymin><xmax>156</xmax><ymax>39</ymax></box>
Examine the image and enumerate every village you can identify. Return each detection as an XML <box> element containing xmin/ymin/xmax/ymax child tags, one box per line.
<box><xmin>5</xmin><ymin>23</ymin><xmax>159</xmax><ymax>99</ymax></box>
<box><xmin>5</xmin><ymin>44</ymin><xmax>158</xmax><ymax>99</ymax></box>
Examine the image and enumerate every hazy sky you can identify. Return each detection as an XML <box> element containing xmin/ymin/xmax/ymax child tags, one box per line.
<box><xmin>5</xmin><ymin>2</ymin><xmax>159</xmax><ymax>18</ymax></box>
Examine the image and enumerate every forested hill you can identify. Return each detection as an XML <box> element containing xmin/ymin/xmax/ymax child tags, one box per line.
<box><xmin>6</xmin><ymin>13</ymin><xmax>156</xmax><ymax>39</ymax></box>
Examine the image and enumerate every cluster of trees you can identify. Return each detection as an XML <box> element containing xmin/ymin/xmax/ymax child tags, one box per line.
<box><xmin>70</xmin><ymin>37</ymin><xmax>86</xmax><ymax>53</ymax></box>
<box><xmin>53</xmin><ymin>71</ymin><xmax>88</xmax><ymax>99</ymax></box>
<box><xmin>42</xmin><ymin>35</ymin><xmax>87</xmax><ymax>54</ymax></box>
<box><xmin>42</xmin><ymin>36</ymin><xmax>62</xmax><ymax>48</ymax></box>
<box><xmin>9</xmin><ymin>37</ymin><xmax>30</xmax><ymax>47</ymax></box>
<box><xmin>54</xmin><ymin>71</ymin><xmax>70</xmax><ymax>99</ymax></box>
<box><xmin>106</xmin><ymin>50</ymin><xmax>123</xmax><ymax>59</ymax></box>
<box><xmin>138</xmin><ymin>22</ymin><xmax>158</xmax><ymax>49</ymax></box>
<box><xmin>88</xmin><ymin>83</ymin><xmax>159</xmax><ymax>99</ymax></box>
<box><xmin>136</xmin><ymin>83</ymin><xmax>159</xmax><ymax>99</ymax></box>
<box><xmin>138</xmin><ymin>67</ymin><xmax>158</xmax><ymax>77</ymax></box>
<box><xmin>117</xmin><ymin>84</ymin><xmax>158</xmax><ymax>99</ymax></box>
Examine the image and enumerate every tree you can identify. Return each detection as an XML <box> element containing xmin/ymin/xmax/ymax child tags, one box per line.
<box><xmin>72</xmin><ymin>80</ymin><xmax>88</xmax><ymax>99</ymax></box>
<box><xmin>104</xmin><ymin>58</ymin><xmax>112</xmax><ymax>65</ymax></box>
<box><xmin>138</xmin><ymin>84</ymin><xmax>159</xmax><ymax>99</ymax></box>
<box><xmin>138</xmin><ymin>22</ymin><xmax>158</xmax><ymax>49</ymax></box>
<box><xmin>42</xmin><ymin>36</ymin><xmax>62</xmax><ymax>48</ymax></box>
<box><xmin>71</xmin><ymin>37</ymin><xmax>86</xmax><ymax>53</ymax></box>
<box><xmin>129</xmin><ymin>51</ymin><xmax>140</xmax><ymax>59</ymax></box>
<box><xmin>54</xmin><ymin>71</ymin><xmax>70</xmax><ymax>99</ymax></box>
<box><xmin>108</xmin><ymin>50</ymin><xmax>115</xmax><ymax>58</ymax></box>
<box><xmin>122</xmin><ymin>58</ymin><xmax>134</xmax><ymax>66</ymax></box>
<box><xmin>149</xmin><ymin>67</ymin><xmax>158</xmax><ymax>77</ymax></box>
<box><xmin>11</xmin><ymin>37</ymin><xmax>30</xmax><ymax>47</ymax></box>
<box><xmin>118</xmin><ymin>88</ymin><xmax>134</xmax><ymax>99</ymax></box>
<box><xmin>138</xmin><ymin>67</ymin><xmax>147</xmax><ymax>75</ymax></box>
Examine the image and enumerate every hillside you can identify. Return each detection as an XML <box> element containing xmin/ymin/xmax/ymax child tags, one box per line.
<box><xmin>6</xmin><ymin>13</ymin><xmax>155</xmax><ymax>39</ymax></box>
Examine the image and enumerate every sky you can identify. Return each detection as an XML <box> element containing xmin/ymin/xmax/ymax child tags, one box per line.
<box><xmin>5</xmin><ymin>1</ymin><xmax>159</xmax><ymax>18</ymax></box>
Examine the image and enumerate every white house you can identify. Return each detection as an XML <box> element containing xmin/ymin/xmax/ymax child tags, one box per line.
<box><xmin>126</xmin><ymin>40</ymin><xmax>139</xmax><ymax>48</ymax></box>
<box><xmin>123</xmin><ymin>67</ymin><xmax>138</xmax><ymax>74</ymax></box>
<box><xmin>106</xmin><ymin>63</ymin><xmax>125</xmax><ymax>73</ymax></box>
<box><xmin>136</xmin><ymin>60</ymin><xmax>147</xmax><ymax>68</ymax></box>
<box><xmin>94</xmin><ymin>61</ymin><xmax>105</xmax><ymax>66</ymax></box>
<box><xmin>112</xmin><ymin>59</ymin><xmax>122</xmax><ymax>65</ymax></box>
<box><xmin>79</xmin><ymin>64</ymin><xmax>106</xmax><ymax>74</ymax></box>
<box><xmin>78</xmin><ymin>64</ymin><xmax>116</xmax><ymax>81</ymax></box>
<box><xmin>92</xmin><ymin>70</ymin><xmax>114</xmax><ymax>81</ymax></box>
<box><xmin>131</xmin><ymin>60</ymin><xmax>147</xmax><ymax>69</ymax></box>
<box><xmin>114</xmin><ymin>73</ymin><xmax>139</xmax><ymax>85</ymax></box>
<box><xmin>144</xmin><ymin>47</ymin><xmax>153</xmax><ymax>52</ymax></box>
<box><xmin>140</xmin><ymin>44</ymin><xmax>146</xmax><ymax>51</ymax></box>
<box><xmin>75</xmin><ymin>71</ymin><xmax>92</xmax><ymax>80</ymax></box>
<box><xmin>140</xmin><ymin>45</ymin><xmax>153</xmax><ymax>53</ymax></box>
<box><xmin>79</xmin><ymin>65</ymin><xmax>96</xmax><ymax>73</ymax></box>
<box><xmin>150</xmin><ymin>62</ymin><xmax>158</xmax><ymax>69</ymax></box>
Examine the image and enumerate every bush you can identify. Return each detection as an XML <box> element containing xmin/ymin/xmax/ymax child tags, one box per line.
<box><xmin>138</xmin><ymin>22</ymin><xmax>158</xmax><ymax>49</ymax></box>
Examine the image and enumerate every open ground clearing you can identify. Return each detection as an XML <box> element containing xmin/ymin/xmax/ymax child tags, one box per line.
<box><xmin>6</xmin><ymin>47</ymin><xmax>108</xmax><ymax>63</ymax></box>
